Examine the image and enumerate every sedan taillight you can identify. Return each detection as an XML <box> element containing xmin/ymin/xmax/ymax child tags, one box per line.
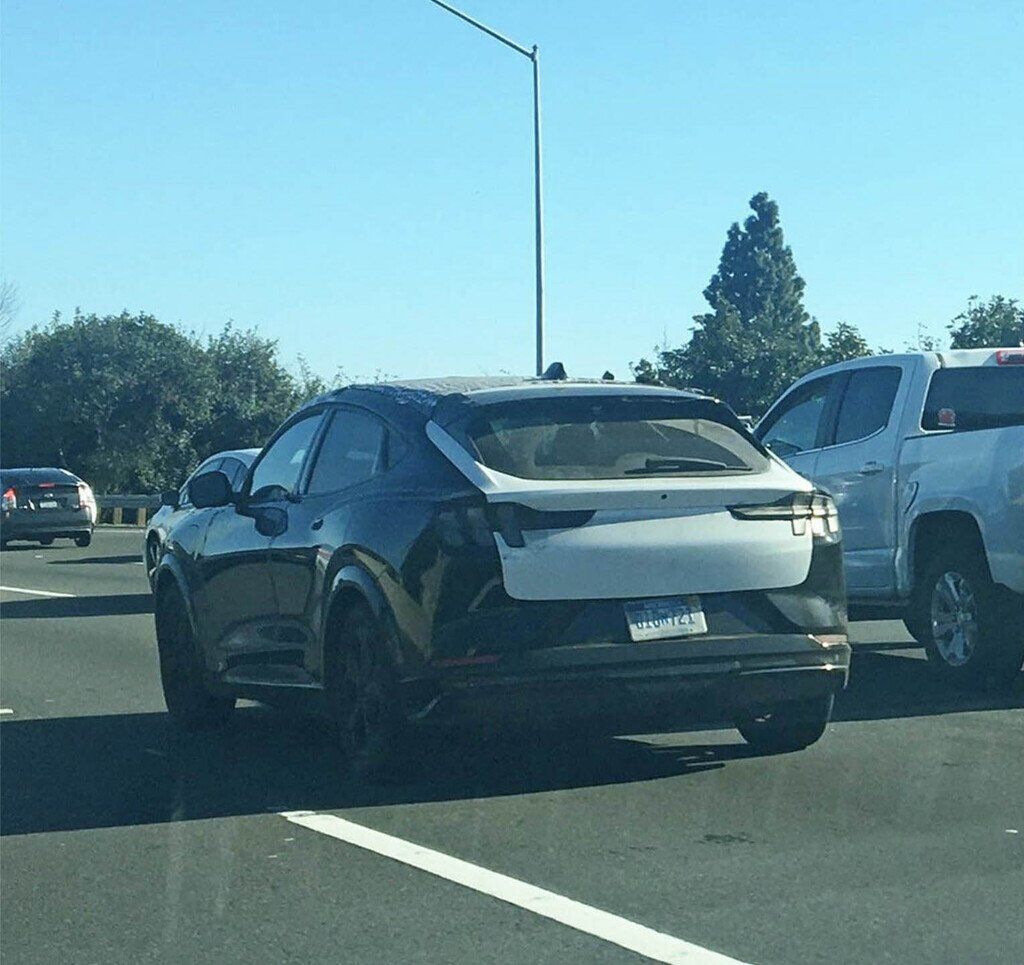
<box><xmin>77</xmin><ymin>482</ymin><xmax>97</xmax><ymax>521</ymax></box>
<box><xmin>729</xmin><ymin>492</ymin><xmax>841</xmax><ymax>544</ymax></box>
<box><xmin>2</xmin><ymin>487</ymin><xmax>16</xmax><ymax>512</ymax></box>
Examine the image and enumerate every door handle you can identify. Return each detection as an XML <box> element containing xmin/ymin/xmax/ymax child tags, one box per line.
<box><xmin>858</xmin><ymin>461</ymin><xmax>884</xmax><ymax>475</ymax></box>
<box><xmin>311</xmin><ymin>518</ymin><xmax>324</xmax><ymax>531</ymax></box>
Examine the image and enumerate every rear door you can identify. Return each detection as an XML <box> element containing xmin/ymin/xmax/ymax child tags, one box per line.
<box><xmin>813</xmin><ymin>365</ymin><xmax>905</xmax><ymax>595</ymax></box>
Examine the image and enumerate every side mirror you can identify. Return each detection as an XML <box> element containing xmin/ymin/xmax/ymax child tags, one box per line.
<box><xmin>188</xmin><ymin>470</ymin><xmax>234</xmax><ymax>509</ymax></box>
<box><xmin>160</xmin><ymin>489</ymin><xmax>180</xmax><ymax>509</ymax></box>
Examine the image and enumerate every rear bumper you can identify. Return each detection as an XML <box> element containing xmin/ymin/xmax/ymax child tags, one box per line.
<box><xmin>411</xmin><ymin>634</ymin><xmax>851</xmax><ymax>731</ymax></box>
<box><xmin>1</xmin><ymin>510</ymin><xmax>93</xmax><ymax>540</ymax></box>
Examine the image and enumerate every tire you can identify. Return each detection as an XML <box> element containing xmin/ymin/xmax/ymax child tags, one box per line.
<box><xmin>327</xmin><ymin>603</ymin><xmax>405</xmax><ymax>782</ymax></box>
<box><xmin>74</xmin><ymin>533</ymin><xmax>92</xmax><ymax>548</ymax></box>
<box><xmin>155</xmin><ymin>584</ymin><xmax>235</xmax><ymax>729</ymax></box>
<box><xmin>38</xmin><ymin>537</ymin><xmax>54</xmax><ymax>546</ymax></box>
<box><xmin>735</xmin><ymin>694</ymin><xmax>833</xmax><ymax>754</ymax></box>
<box><xmin>911</xmin><ymin>546</ymin><xmax>1024</xmax><ymax>690</ymax></box>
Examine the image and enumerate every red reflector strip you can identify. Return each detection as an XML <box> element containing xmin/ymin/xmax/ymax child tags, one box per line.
<box><xmin>431</xmin><ymin>654</ymin><xmax>501</xmax><ymax>668</ymax></box>
<box><xmin>995</xmin><ymin>349</ymin><xmax>1024</xmax><ymax>365</ymax></box>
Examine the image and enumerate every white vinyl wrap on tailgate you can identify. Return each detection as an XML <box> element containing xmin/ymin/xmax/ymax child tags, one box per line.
<box><xmin>494</xmin><ymin>509</ymin><xmax>811</xmax><ymax>601</ymax></box>
<box><xmin>427</xmin><ymin>421</ymin><xmax>817</xmax><ymax>602</ymax></box>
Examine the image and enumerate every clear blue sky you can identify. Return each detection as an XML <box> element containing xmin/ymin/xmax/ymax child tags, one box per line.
<box><xmin>3</xmin><ymin>0</ymin><xmax>1022</xmax><ymax>381</ymax></box>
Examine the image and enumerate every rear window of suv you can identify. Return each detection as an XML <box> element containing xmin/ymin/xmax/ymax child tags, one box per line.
<box><xmin>450</xmin><ymin>395</ymin><xmax>770</xmax><ymax>480</ymax></box>
<box><xmin>921</xmin><ymin>367</ymin><xmax>1024</xmax><ymax>431</ymax></box>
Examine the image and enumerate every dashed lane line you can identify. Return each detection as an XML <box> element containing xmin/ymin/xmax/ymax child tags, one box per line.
<box><xmin>281</xmin><ymin>810</ymin><xmax>747</xmax><ymax>965</ymax></box>
<box><xmin>0</xmin><ymin>585</ymin><xmax>76</xmax><ymax>598</ymax></box>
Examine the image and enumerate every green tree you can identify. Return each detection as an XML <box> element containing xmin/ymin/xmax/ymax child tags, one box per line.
<box><xmin>193</xmin><ymin>324</ymin><xmax>305</xmax><ymax>458</ymax></box>
<box><xmin>1</xmin><ymin>311</ymin><xmax>210</xmax><ymax>492</ymax></box>
<box><xmin>1</xmin><ymin>311</ymin><xmax>336</xmax><ymax>492</ymax></box>
<box><xmin>633</xmin><ymin>192</ymin><xmax>823</xmax><ymax>415</ymax></box>
<box><xmin>948</xmin><ymin>295</ymin><xmax>1023</xmax><ymax>349</ymax></box>
<box><xmin>820</xmin><ymin>321</ymin><xmax>872</xmax><ymax>366</ymax></box>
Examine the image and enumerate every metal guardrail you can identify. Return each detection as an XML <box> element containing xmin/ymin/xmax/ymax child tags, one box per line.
<box><xmin>95</xmin><ymin>494</ymin><xmax>162</xmax><ymax>526</ymax></box>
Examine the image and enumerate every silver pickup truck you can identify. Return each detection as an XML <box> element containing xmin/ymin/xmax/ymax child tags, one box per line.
<box><xmin>756</xmin><ymin>348</ymin><xmax>1024</xmax><ymax>687</ymax></box>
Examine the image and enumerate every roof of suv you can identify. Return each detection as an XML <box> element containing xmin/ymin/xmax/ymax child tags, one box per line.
<box><xmin>306</xmin><ymin>376</ymin><xmax>705</xmax><ymax>422</ymax></box>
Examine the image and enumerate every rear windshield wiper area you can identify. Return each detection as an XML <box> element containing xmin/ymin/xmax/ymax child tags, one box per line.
<box><xmin>624</xmin><ymin>457</ymin><xmax>751</xmax><ymax>475</ymax></box>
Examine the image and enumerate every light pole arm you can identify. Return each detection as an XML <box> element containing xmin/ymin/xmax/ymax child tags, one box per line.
<box><xmin>427</xmin><ymin>0</ymin><xmax>534</xmax><ymax>59</ymax></box>
<box><xmin>428</xmin><ymin>0</ymin><xmax>546</xmax><ymax>375</ymax></box>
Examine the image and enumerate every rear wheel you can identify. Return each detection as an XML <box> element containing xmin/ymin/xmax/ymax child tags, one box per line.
<box><xmin>735</xmin><ymin>694</ymin><xmax>833</xmax><ymax>753</ymax></box>
<box><xmin>911</xmin><ymin>547</ymin><xmax>1023</xmax><ymax>689</ymax></box>
<box><xmin>38</xmin><ymin>537</ymin><xmax>54</xmax><ymax>546</ymax></box>
<box><xmin>155</xmin><ymin>584</ymin><xmax>234</xmax><ymax>729</ymax></box>
<box><xmin>327</xmin><ymin>603</ymin><xmax>405</xmax><ymax>782</ymax></box>
<box><xmin>74</xmin><ymin>533</ymin><xmax>92</xmax><ymax>548</ymax></box>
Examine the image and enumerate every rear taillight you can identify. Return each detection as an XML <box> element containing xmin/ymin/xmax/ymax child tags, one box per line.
<box><xmin>434</xmin><ymin>501</ymin><xmax>595</xmax><ymax>550</ymax></box>
<box><xmin>729</xmin><ymin>492</ymin><xmax>841</xmax><ymax>544</ymax></box>
<box><xmin>38</xmin><ymin>481</ymin><xmax>56</xmax><ymax>489</ymax></box>
<box><xmin>995</xmin><ymin>349</ymin><xmax>1024</xmax><ymax>365</ymax></box>
<box><xmin>77</xmin><ymin>482</ymin><xmax>97</xmax><ymax>521</ymax></box>
<box><xmin>2</xmin><ymin>487</ymin><xmax>16</xmax><ymax>512</ymax></box>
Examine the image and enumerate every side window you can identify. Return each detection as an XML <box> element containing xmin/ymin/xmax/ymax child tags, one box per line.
<box><xmin>219</xmin><ymin>458</ymin><xmax>247</xmax><ymax>492</ymax></box>
<box><xmin>306</xmin><ymin>409</ymin><xmax>387</xmax><ymax>495</ymax></box>
<box><xmin>833</xmin><ymin>367</ymin><xmax>902</xmax><ymax>445</ymax></box>
<box><xmin>758</xmin><ymin>377</ymin><xmax>833</xmax><ymax>457</ymax></box>
<box><xmin>249</xmin><ymin>415</ymin><xmax>322</xmax><ymax>499</ymax></box>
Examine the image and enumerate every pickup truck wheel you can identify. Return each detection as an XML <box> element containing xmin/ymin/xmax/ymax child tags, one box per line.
<box><xmin>327</xmin><ymin>603</ymin><xmax>406</xmax><ymax>782</ymax></box>
<box><xmin>155</xmin><ymin>585</ymin><xmax>235</xmax><ymax>729</ymax></box>
<box><xmin>74</xmin><ymin>533</ymin><xmax>92</xmax><ymax>548</ymax></box>
<box><xmin>914</xmin><ymin>549</ymin><xmax>1024</xmax><ymax>689</ymax></box>
<box><xmin>734</xmin><ymin>694</ymin><xmax>833</xmax><ymax>753</ymax></box>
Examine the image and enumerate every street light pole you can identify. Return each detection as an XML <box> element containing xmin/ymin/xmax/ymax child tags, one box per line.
<box><xmin>427</xmin><ymin>0</ymin><xmax>546</xmax><ymax>376</ymax></box>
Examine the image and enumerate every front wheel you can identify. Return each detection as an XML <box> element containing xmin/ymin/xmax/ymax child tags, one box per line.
<box><xmin>39</xmin><ymin>537</ymin><xmax>54</xmax><ymax>546</ymax></box>
<box><xmin>155</xmin><ymin>585</ymin><xmax>234</xmax><ymax>730</ymax></box>
<box><xmin>911</xmin><ymin>548</ymin><xmax>1023</xmax><ymax>690</ymax></box>
<box><xmin>327</xmin><ymin>604</ymin><xmax>405</xmax><ymax>782</ymax></box>
<box><xmin>74</xmin><ymin>533</ymin><xmax>92</xmax><ymax>548</ymax></box>
<box><xmin>735</xmin><ymin>694</ymin><xmax>833</xmax><ymax>753</ymax></box>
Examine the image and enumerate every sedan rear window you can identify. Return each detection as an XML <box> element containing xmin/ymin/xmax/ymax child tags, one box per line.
<box><xmin>450</xmin><ymin>395</ymin><xmax>769</xmax><ymax>480</ymax></box>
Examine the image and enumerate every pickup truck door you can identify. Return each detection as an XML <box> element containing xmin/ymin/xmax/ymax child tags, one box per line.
<box><xmin>755</xmin><ymin>373</ymin><xmax>840</xmax><ymax>484</ymax></box>
<box><xmin>812</xmin><ymin>364</ymin><xmax>906</xmax><ymax>596</ymax></box>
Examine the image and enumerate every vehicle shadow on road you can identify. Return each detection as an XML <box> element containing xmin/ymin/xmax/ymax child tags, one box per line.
<box><xmin>46</xmin><ymin>554</ymin><xmax>141</xmax><ymax>566</ymax></box>
<box><xmin>0</xmin><ymin>593</ymin><xmax>152</xmax><ymax>618</ymax></box>
<box><xmin>2</xmin><ymin>650</ymin><xmax>1019</xmax><ymax>838</ymax></box>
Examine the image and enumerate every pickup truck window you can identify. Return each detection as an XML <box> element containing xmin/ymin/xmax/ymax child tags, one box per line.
<box><xmin>921</xmin><ymin>367</ymin><xmax>1024</xmax><ymax>431</ymax></box>
<box><xmin>834</xmin><ymin>366</ymin><xmax>902</xmax><ymax>445</ymax></box>
<box><xmin>758</xmin><ymin>376</ymin><xmax>833</xmax><ymax>457</ymax></box>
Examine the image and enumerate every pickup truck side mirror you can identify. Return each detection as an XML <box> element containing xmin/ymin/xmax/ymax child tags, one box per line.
<box><xmin>188</xmin><ymin>470</ymin><xmax>234</xmax><ymax>509</ymax></box>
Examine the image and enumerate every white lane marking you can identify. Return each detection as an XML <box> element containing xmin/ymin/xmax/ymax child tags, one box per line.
<box><xmin>281</xmin><ymin>811</ymin><xmax>745</xmax><ymax>964</ymax></box>
<box><xmin>0</xmin><ymin>708</ymin><xmax>14</xmax><ymax>716</ymax></box>
<box><xmin>0</xmin><ymin>585</ymin><xmax>76</xmax><ymax>598</ymax></box>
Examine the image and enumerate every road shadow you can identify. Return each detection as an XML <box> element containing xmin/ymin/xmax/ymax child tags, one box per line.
<box><xmin>836</xmin><ymin>649</ymin><xmax>1024</xmax><ymax>722</ymax></box>
<box><xmin>0</xmin><ymin>593</ymin><xmax>152</xmax><ymax>619</ymax></box>
<box><xmin>0</xmin><ymin>708</ymin><xmax>750</xmax><ymax>836</ymax></box>
<box><xmin>1</xmin><ymin>647</ymin><xmax>1019</xmax><ymax>838</ymax></box>
<box><xmin>47</xmin><ymin>554</ymin><xmax>141</xmax><ymax>566</ymax></box>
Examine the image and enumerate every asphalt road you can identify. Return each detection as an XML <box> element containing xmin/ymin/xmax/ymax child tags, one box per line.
<box><xmin>2</xmin><ymin>531</ymin><xmax>1022</xmax><ymax>964</ymax></box>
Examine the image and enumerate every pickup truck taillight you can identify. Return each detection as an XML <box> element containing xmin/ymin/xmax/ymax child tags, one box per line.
<box><xmin>729</xmin><ymin>492</ymin><xmax>841</xmax><ymax>544</ymax></box>
<box><xmin>995</xmin><ymin>349</ymin><xmax>1024</xmax><ymax>365</ymax></box>
<box><xmin>2</xmin><ymin>487</ymin><xmax>16</xmax><ymax>512</ymax></box>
